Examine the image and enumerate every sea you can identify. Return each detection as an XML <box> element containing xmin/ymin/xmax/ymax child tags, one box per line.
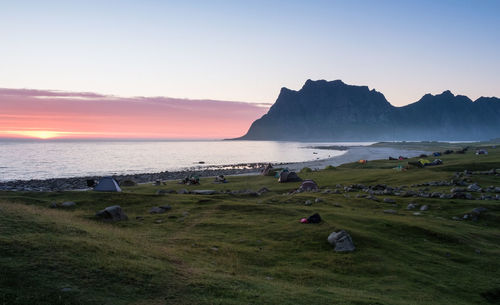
<box><xmin>0</xmin><ymin>140</ymin><xmax>372</xmax><ymax>181</ymax></box>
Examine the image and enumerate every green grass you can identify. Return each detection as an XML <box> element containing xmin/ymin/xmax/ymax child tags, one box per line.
<box><xmin>1</xmin><ymin>144</ymin><xmax>500</xmax><ymax>304</ymax></box>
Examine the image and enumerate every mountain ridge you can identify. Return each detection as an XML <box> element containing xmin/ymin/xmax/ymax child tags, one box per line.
<box><xmin>236</xmin><ymin>79</ymin><xmax>500</xmax><ymax>141</ymax></box>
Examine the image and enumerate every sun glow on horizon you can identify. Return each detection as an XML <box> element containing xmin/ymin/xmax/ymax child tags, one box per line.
<box><xmin>2</xmin><ymin>130</ymin><xmax>74</xmax><ymax>139</ymax></box>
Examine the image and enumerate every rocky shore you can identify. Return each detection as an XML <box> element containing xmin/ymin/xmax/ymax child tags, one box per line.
<box><xmin>0</xmin><ymin>164</ymin><xmax>269</xmax><ymax>192</ymax></box>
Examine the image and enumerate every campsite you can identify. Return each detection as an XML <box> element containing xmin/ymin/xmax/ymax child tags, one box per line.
<box><xmin>1</xmin><ymin>142</ymin><xmax>499</xmax><ymax>305</ymax></box>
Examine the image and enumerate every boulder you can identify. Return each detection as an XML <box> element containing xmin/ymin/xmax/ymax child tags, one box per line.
<box><xmin>327</xmin><ymin>230</ymin><xmax>355</xmax><ymax>252</ymax></box>
<box><xmin>95</xmin><ymin>205</ymin><xmax>128</xmax><ymax>221</ymax></box>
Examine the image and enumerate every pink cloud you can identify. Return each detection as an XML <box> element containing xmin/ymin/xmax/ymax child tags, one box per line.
<box><xmin>0</xmin><ymin>88</ymin><xmax>270</xmax><ymax>139</ymax></box>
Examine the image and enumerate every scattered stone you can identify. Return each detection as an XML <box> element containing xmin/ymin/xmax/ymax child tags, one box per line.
<box><xmin>49</xmin><ymin>202</ymin><xmax>58</xmax><ymax>208</ymax></box>
<box><xmin>383</xmin><ymin>198</ymin><xmax>395</xmax><ymax>203</ymax></box>
<box><xmin>327</xmin><ymin>230</ymin><xmax>355</xmax><ymax>252</ymax></box>
<box><xmin>210</xmin><ymin>247</ymin><xmax>219</xmax><ymax>252</ymax></box>
<box><xmin>333</xmin><ymin>203</ymin><xmax>342</xmax><ymax>207</ymax></box>
<box><xmin>120</xmin><ymin>179</ymin><xmax>137</xmax><ymax>187</ymax></box>
<box><xmin>177</xmin><ymin>189</ymin><xmax>189</xmax><ymax>194</ymax></box>
<box><xmin>60</xmin><ymin>287</ymin><xmax>72</xmax><ymax>292</ymax></box>
<box><xmin>383</xmin><ymin>209</ymin><xmax>398</xmax><ymax>214</ymax></box>
<box><xmin>452</xmin><ymin>216</ymin><xmax>461</xmax><ymax>221</ymax></box>
<box><xmin>430</xmin><ymin>192</ymin><xmax>442</xmax><ymax>198</ymax></box>
<box><xmin>467</xmin><ymin>183</ymin><xmax>482</xmax><ymax>192</ymax></box>
<box><xmin>257</xmin><ymin>187</ymin><xmax>269</xmax><ymax>195</ymax></box>
<box><xmin>191</xmin><ymin>190</ymin><xmax>217</xmax><ymax>195</ymax></box>
<box><xmin>407</xmin><ymin>203</ymin><xmax>417</xmax><ymax>210</ymax></box>
<box><xmin>154</xmin><ymin>219</ymin><xmax>163</xmax><ymax>224</ymax></box>
<box><xmin>315</xmin><ymin>198</ymin><xmax>322</xmax><ymax>203</ymax></box>
<box><xmin>304</xmin><ymin>200</ymin><xmax>312</xmax><ymax>206</ymax></box>
<box><xmin>156</xmin><ymin>189</ymin><xmax>168</xmax><ymax>195</ymax></box>
<box><xmin>95</xmin><ymin>205</ymin><xmax>128</xmax><ymax>221</ymax></box>
<box><xmin>420</xmin><ymin>205</ymin><xmax>429</xmax><ymax>211</ymax></box>
<box><xmin>61</xmin><ymin>201</ymin><xmax>76</xmax><ymax>207</ymax></box>
<box><xmin>265</xmin><ymin>276</ymin><xmax>273</xmax><ymax>280</ymax></box>
<box><xmin>367</xmin><ymin>195</ymin><xmax>380</xmax><ymax>202</ymax></box>
<box><xmin>149</xmin><ymin>205</ymin><xmax>172</xmax><ymax>214</ymax></box>
<box><xmin>413</xmin><ymin>212</ymin><xmax>422</xmax><ymax>216</ymax></box>
<box><xmin>451</xmin><ymin>187</ymin><xmax>466</xmax><ymax>193</ymax></box>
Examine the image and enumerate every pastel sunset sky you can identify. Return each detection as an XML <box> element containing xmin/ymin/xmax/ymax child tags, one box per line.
<box><xmin>1</xmin><ymin>0</ymin><xmax>499</xmax><ymax>139</ymax></box>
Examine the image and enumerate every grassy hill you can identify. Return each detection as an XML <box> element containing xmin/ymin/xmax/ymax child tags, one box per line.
<box><xmin>1</xmin><ymin>144</ymin><xmax>499</xmax><ymax>305</ymax></box>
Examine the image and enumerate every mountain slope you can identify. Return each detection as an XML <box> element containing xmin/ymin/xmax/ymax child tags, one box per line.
<box><xmin>238</xmin><ymin>80</ymin><xmax>500</xmax><ymax>141</ymax></box>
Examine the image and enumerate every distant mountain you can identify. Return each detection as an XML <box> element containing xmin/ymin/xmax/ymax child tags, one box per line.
<box><xmin>236</xmin><ymin>80</ymin><xmax>500</xmax><ymax>141</ymax></box>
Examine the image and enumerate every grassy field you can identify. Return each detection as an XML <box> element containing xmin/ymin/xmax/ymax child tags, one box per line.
<box><xmin>1</xmin><ymin>143</ymin><xmax>499</xmax><ymax>305</ymax></box>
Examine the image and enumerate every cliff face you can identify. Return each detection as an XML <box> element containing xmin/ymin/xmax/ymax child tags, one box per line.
<box><xmin>238</xmin><ymin>80</ymin><xmax>500</xmax><ymax>141</ymax></box>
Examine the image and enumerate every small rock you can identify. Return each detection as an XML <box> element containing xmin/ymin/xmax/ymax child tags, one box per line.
<box><xmin>60</xmin><ymin>287</ymin><xmax>72</xmax><ymax>292</ymax></box>
<box><xmin>61</xmin><ymin>201</ymin><xmax>76</xmax><ymax>207</ymax></box>
<box><xmin>327</xmin><ymin>230</ymin><xmax>355</xmax><ymax>252</ymax></box>
<box><xmin>407</xmin><ymin>203</ymin><xmax>417</xmax><ymax>210</ymax></box>
<box><xmin>467</xmin><ymin>183</ymin><xmax>482</xmax><ymax>192</ymax></box>
<box><xmin>304</xmin><ymin>200</ymin><xmax>312</xmax><ymax>206</ymax></box>
<box><xmin>383</xmin><ymin>198</ymin><xmax>395</xmax><ymax>203</ymax></box>
<box><xmin>49</xmin><ymin>202</ymin><xmax>59</xmax><ymax>208</ymax></box>
<box><xmin>177</xmin><ymin>189</ymin><xmax>189</xmax><ymax>194</ymax></box>
<box><xmin>314</xmin><ymin>198</ymin><xmax>322</xmax><ymax>203</ymax></box>
<box><xmin>413</xmin><ymin>212</ymin><xmax>422</xmax><ymax>216</ymax></box>
<box><xmin>149</xmin><ymin>205</ymin><xmax>172</xmax><ymax>214</ymax></box>
<box><xmin>154</xmin><ymin>219</ymin><xmax>163</xmax><ymax>224</ymax></box>
<box><xmin>383</xmin><ymin>209</ymin><xmax>398</xmax><ymax>214</ymax></box>
<box><xmin>420</xmin><ymin>205</ymin><xmax>429</xmax><ymax>211</ymax></box>
<box><xmin>257</xmin><ymin>187</ymin><xmax>269</xmax><ymax>194</ymax></box>
<box><xmin>135</xmin><ymin>216</ymin><xmax>144</xmax><ymax>221</ymax></box>
<box><xmin>191</xmin><ymin>190</ymin><xmax>217</xmax><ymax>195</ymax></box>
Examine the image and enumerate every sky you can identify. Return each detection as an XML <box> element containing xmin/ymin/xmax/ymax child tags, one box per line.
<box><xmin>0</xmin><ymin>89</ymin><xmax>268</xmax><ymax>139</ymax></box>
<box><xmin>1</xmin><ymin>0</ymin><xmax>499</xmax><ymax>139</ymax></box>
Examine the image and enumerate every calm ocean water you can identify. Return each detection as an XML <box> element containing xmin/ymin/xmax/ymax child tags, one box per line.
<box><xmin>0</xmin><ymin>140</ymin><xmax>371</xmax><ymax>181</ymax></box>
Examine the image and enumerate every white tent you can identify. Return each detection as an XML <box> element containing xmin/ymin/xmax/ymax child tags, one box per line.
<box><xmin>94</xmin><ymin>177</ymin><xmax>122</xmax><ymax>192</ymax></box>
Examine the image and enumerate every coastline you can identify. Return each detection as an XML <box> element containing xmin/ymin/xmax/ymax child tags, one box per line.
<box><xmin>0</xmin><ymin>145</ymin><xmax>429</xmax><ymax>192</ymax></box>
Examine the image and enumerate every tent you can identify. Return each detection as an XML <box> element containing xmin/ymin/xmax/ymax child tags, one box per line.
<box><xmin>94</xmin><ymin>177</ymin><xmax>122</xmax><ymax>192</ymax></box>
<box><xmin>278</xmin><ymin>171</ymin><xmax>302</xmax><ymax>183</ymax></box>
<box><xmin>299</xmin><ymin>180</ymin><xmax>318</xmax><ymax>191</ymax></box>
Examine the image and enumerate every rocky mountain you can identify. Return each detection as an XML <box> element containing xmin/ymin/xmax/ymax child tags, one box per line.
<box><xmin>236</xmin><ymin>80</ymin><xmax>500</xmax><ymax>141</ymax></box>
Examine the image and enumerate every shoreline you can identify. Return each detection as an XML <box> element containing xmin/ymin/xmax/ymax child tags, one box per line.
<box><xmin>0</xmin><ymin>145</ymin><xmax>429</xmax><ymax>192</ymax></box>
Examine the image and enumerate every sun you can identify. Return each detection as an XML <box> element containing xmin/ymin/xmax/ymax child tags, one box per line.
<box><xmin>3</xmin><ymin>130</ymin><xmax>66</xmax><ymax>139</ymax></box>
